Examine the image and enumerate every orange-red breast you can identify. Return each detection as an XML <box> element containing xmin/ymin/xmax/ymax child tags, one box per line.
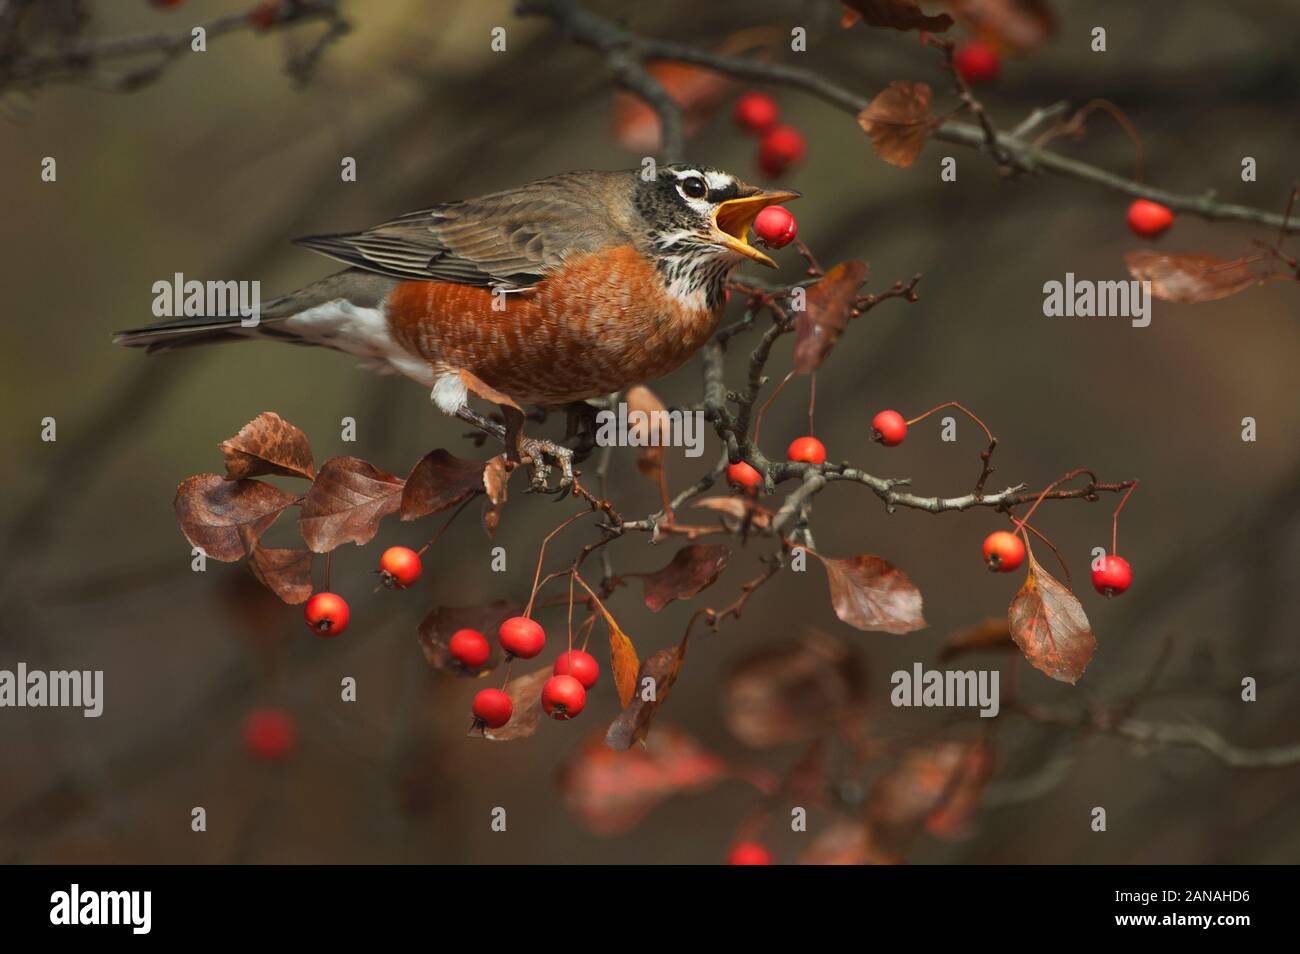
<box><xmin>114</xmin><ymin>165</ymin><xmax>797</xmax><ymax>414</ymax></box>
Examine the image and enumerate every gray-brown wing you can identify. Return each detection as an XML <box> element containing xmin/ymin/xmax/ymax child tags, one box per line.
<box><xmin>292</xmin><ymin>171</ymin><xmax>631</xmax><ymax>290</ymax></box>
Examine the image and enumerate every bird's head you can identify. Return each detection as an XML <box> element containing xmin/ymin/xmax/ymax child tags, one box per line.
<box><xmin>635</xmin><ymin>164</ymin><xmax>799</xmax><ymax>270</ymax></box>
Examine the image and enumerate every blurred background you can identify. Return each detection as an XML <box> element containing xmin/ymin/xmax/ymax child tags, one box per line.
<box><xmin>1</xmin><ymin>0</ymin><xmax>1298</xmax><ymax>864</ymax></box>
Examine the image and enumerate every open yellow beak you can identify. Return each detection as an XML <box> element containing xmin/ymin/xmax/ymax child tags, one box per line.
<box><xmin>713</xmin><ymin>189</ymin><xmax>801</xmax><ymax>268</ymax></box>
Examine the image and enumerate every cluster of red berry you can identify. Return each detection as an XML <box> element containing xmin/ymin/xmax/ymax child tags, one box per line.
<box><xmin>301</xmin><ymin>545</ymin><xmax>423</xmax><ymax>638</ymax></box>
<box><xmin>463</xmin><ymin>619</ymin><xmax>601</xmax><ymax>729</ymax></box>
<box><xmin>733</xmin><ymin>92</ymin><xmax>806</xmax><ymax>179</ymax></box>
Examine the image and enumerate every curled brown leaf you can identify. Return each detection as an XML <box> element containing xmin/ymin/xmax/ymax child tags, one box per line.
<box><xmin>218</xmin><ymin>411</ymin><xmax>315</xmax><ymax>481</ymax></box>
<box><xmin>792</xmin><ymin>260</ymin><xmax>870</xmax><ymax>373</ymax></box>
<box><xmin>480</xmin><ymin>454</ymin><xmax>510</xmax><ymax>538</ymax></box>
<box><xmin>840</xmin><ymin>0</ymin><xmax>953</xmax><ymax>32</ymax></box>
<box><xmin>298</xmin><ymin>456</ymin><xmax>405</xmax><ymax>553</ymax></box>
<box><xmin>1007</xmin><ymin>551</ymin><xmax>1096</xmax><ymax>684</ymax></box>
<box><xmin>1124</xmin><ymin>250</ymin><xmax>1274</xmax><ymax>304</ymax></box>
<box><xmin>247</xmin><ymin>544</ymin><xmax>313</xmax><ymax>605</ymax></box>
<box><xmin>949</xmin><ymin>0</ymin><xmax>1056</xmax><ymax>53</ymax></box>
<box><xmin>640</xmin><ymin>544</ymin><xmax>731</xmax><ymax>612</ymax></box>
<box><xmin>605</xmin><ymin>637</ymin><xmax>688</xmax><ymax>751</ymax></box>
<box><xmin>400</xmin><ymin>449</ymin><xmax>484</xmax><ymax>521</ymax></box>
<box><xmin>625</xmin><ymin>385</ymin><xmax>671</xmax><ymax>481</ymax></box>
<box><xmin>938</xmin><ymin>617</ymin><xmax>1015</xmax><ymax>662</ymax></box>
<box><xmin>174</xmin><ymin>474</ymin><xmax>298</xmax><ymax>562</ymax></box>
<box><xmin>815</xmin><ymin>552</ymin><xmax>927</xmax><ymax>635</ymax></box>
<box><xmin>857</xmin><ymin>81</ymin><xmax>935</xmax><ymax>169</ymax></box>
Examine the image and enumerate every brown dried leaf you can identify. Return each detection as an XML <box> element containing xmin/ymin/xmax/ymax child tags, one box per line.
<box><xmin>218</xmin><ymin>411</ymin><xmax>315</xmax><ymax>481</ymax></box>
<box><xmin>949</xmin><ymin>0</ymin><xmax>1055</xmax><ymax>53</ymax></box>
<box><xmin>792</xmin><ymin>260</ymin><xmax>870</xmax><ymax>373</ymax></box>
<box><xmin>174</xmin><ymin>474</ymin><xmax>298</xmax><ymax>562</ymax></box>
<box><xmin>840</xmin><ymin>0</ymin><xmax>953</xmax><ymax>31</ymax></box>
<box><xmin>799</xmin><ymin>820</ymin><xmax>893</xmax><ymax>865</ymax></box>
<box><xmin>1007</xmin><ymin>551</ymin><xmax>1096</xmax><ymax>684</ymax></box>
<box><xmin>868</xmin><ymin>740</ymin><xmax>988</xmax><ymax>857</ymax></box>
<box><xmin>815</xmin><ymin>552</ymin><xmax>926</xmax><ymax>635</ymax></box>
<box><xmin>480</xmin><ymin>665</ymin><xmax>551</xmax><ymax>741</ymax></box>
<box><xmin>857</xmin><ymin>81</ymin><xmax>935</xmax><ymax>169</ymax></box>
<box><xmin>458</xmin><ymin>369</ymin><xmax>526</xmax><ymax>461</ymax></box>
<box><xmin>641</xmin><ymin>544</ymin><xmax>731</xmax><ymax>612</ymax></box>
<box><xmin>560</xmin><ymin>726</ymin><xmax>727</xmax><ymax>835</ymax></box>
<box><xmin>480</xmin><ymin>454</ymin><xmax>510</xmax><ymax>538</ymax></box>
<box><xmin>247</xmin><ymin>545</ymin><xmax>313</xmax><ymax>605</ymax></box>
<box><xmin>625</xmin><ymin>384</ymin><xmax>670</xmax><ymax>481</ymax></box>
<box><xmin>691</xmin><ymin>496</ymin><xmax>774</xmax><ymax>533</ymax></box>
<box><xmin>298</xmin><ymin>456</ymin><xmax>404</xmax><ymax>553</ymax></box>
<box><xmin>605</xmin><ymin>639</ymin><xmax>688</xmax><ymax>751</ymax></box>
<box><xmin>1124</xmin><ymin>250</ymin><xmax>1270</xmax><ymax>304</ymax></box>
<box><xmin>400</xmin><ymin>449</ymin><xmax>484</xmax><ymax>521</ymax></box>
<box><xmin>939</xmin><ymin>617</ymin><xmax>1015</xmax><ymax>662</ymax></box>
<box><xmin>925</xmin><ymin>738</ymin><xmax>996</xmax><ymax>840</ymax></box>
<box><xmin>417</xmin><ymin>601</ymin><xmax>516</xmax><ymax>676</ymax></box>
<box><xmin>724</xmin><ymin>631</ymin><xmax>865</xmax><ymax>747</ymax></box>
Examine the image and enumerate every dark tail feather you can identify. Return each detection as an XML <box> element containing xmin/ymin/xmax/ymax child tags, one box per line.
<box><xmin>112</xmin><ymin>314</ymin><xmax>305</xmax><ymax>354</ymax></box>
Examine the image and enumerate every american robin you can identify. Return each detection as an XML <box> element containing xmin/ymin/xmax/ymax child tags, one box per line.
<box><xmin>115</xmin><ymin>164</ymin><xmax>797</xmax><ymax>481</ymax></box>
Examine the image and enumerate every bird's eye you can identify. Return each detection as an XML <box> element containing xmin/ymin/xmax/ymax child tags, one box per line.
<box><xmin>680</xmin><ymin>176</ymin><xmax>707</xmax><ymax>199</ymax></box>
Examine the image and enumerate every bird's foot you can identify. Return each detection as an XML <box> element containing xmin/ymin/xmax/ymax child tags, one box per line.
<box><xmin>520</xmin><ymin>436</ymin><xmax>575</xmax><ymax>496</ymax></box>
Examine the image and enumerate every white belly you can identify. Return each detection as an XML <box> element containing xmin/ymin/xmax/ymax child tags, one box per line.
<box><xmin>282</xmin><ymin>299</ymin><xmax>435</xmax><ymax>387</ymax></box>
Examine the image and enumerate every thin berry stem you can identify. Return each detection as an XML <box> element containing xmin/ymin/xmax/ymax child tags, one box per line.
<box><xmin>752</xmin><ymin>368</ymin><xmax>796</xmax><ymax>447</ymax></box>
<box><xmin>415</xmin><ymin>494</ymin><xmax>476</xmax><ymax>556</ymax></box>
<box><xmin>1110</xmin><ymin>479</ymin><xmax>1140</xmax><ymax>556</ymax></box>
<box><xmin>524</xmin><ymin>509</ymin><xmax>595</xmax><ymax>618</ymax></box>
<box><xmin>904</xmin><ymin>401</ymin><xmax>995</xmax><ymax>445</ymax></box>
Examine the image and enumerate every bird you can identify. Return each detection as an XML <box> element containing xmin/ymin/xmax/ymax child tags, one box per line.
<box><xmin>115</xmin><ymin>165</ymin><xmax>797</xmax><ymax>481</ymax></box>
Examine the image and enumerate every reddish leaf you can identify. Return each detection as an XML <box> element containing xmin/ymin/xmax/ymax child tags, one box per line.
<box><xmin>1124</xmin><ymin>250</ymin><xmax>1273</xmax><ymax>304</ymax></box>
<box><xmin>480</xmin><ymin>666</ymin><xmax>551</xmax><ymax>742</ymax></box>
<box><xmin>938</xmin><ymin>617</ymin><xmax>1015</xmax><ymax>662</ymax></box>
<box><xmin>641</xmin><ymin>544</ymin><xmax>731</xmax><ymax>612</ymax></box>
<box><xmin>605</xmin><ymin>638</ymin><xmax>688</xmax><ymax>751</ymax></box>
<box><xmin>625</xmin><ymin>384</ymin><xmax>671</xmax><ymax>481</ymax></box>
<box><xmin>1007</xmin><ymin>551</ymin><xmax>1096</xmax><ymax>684</ymax></box>
<box><xmin>247</xmin><ymin>545</ymin><xmax>313</xmax><ymax>604</ymax></box>
<box><xmin>400</xmin><ymin>449</ymin><xmax>484</xmax><ymax>521</ymax></box>
<box><xmin>590</xmin><ymin>601</ymin><xmax>640</xmax><ymax>710</ymax></box>
<box><xmin>480</xmin><ymin>454</ymin><xmax>510</xmax><ymax>538</ymax></box>
<box><xmin>723</xmin><ymin>631</ymin><xmax>865</xmax><ymax>747</ymax></box>
<box><xmin>611</xmin><ymin>61</ymin><xmax>736</xmax><ymax>152</ymax></box>
<box><xmin>417</xmin><ymin>601</ymin><xmax>516</xmax><ymax>677</ymax></box>
<box><xmin>857</xmin><ymin>81</ymin><xmax>935</xmax><ymax>169</ymax></box>
<box><xmin>868</xmin><ymin>739</ymin><xmax>988</xmax><ymax>855</ymax></box>
<box><xmin>560</xmin><ymin>727</ymin><xmax>727</xmax><ymax>835</ymax></box>
<box><xmin>218</xmin><ymin>411</ymin><xmax>315</xmax><ymax>481</ymax></box>
<box><xmin>799</xmin><ymin>820</ymin><xmax>892</xmax><ymax>865</ymax></box>
<box><xmin>815</xmin><ymin>552</ymin><xmax>926</xmax><ymax>635</ymax></box>
<box><xmin>949</xmin><ymin>0</ymin><xmax>1055</xmax><ymax>53</ymax></box>
<box><xmin>840</xmin><ymin>0</ymin><xmax>953</xmax><ymax>31</ymax></box>
<box><xmin>793</xmin><ymin>260</ymin><xmax>870</xmax><ymax>373</ymax></box>
<box><xmin>925</xmin><ymin>738</ymin><xmax>996</xmax><ymax>840</ymax></box>
<box><xmin>298</xmin><ymin>457</ymin><xmax>404</xmax><ymax>553</ymax></box>
<box><xmin>458</xmin><ymin>369</ymin><xmax>526</xmax><ymax>461</ymax></box>
<box><xmin>174</xmin><ymin>474</ymin><xmax>298</xmax><ymax>562</ymax></box>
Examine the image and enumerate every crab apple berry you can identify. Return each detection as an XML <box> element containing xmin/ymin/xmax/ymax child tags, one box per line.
<box><xmin>954</xmin><ymin>41</ymin><xmax>1001</xmax><ymax>85</ymax></box>
<box><xmin>554</xmin><ymin>649</ymin><xmax>600</xmax><ymax>689</ymax></box>
<box><xmin>982</xmin><ymin>530</ymin><xmax>1026</xmax><ymax>573</ymax></box>
<box><xmin>726</xmin><ymin>460</ymin><xmax>763</xmax><ymax>490</ymax></box>
<box><xmin>448</xmin><ymin>628</ymin><xmax>491</xmax><ymax>669</ymax></box>
<box><xmin>728</xmin><ymin>841</ymin><xmax>773</xmax><ymax>865</ymax></box>
<box><xmin>247</xmin><ymin>1</ymin><xmax>278</xmax><ymax>28</ymax></box>
<box><xmin>243</xmin><ymin>707</ymin><xmax>296</xmax><ymax>762</ymax></box>
<box><xmin>758</xmin><ymin>125</ymin><xmax>806</xmax><ymax>177</ymax></box>
<box><xmin>498</xmin><ymin>616</ymin><xmax>546</xmax><ymax>659</ymax></box>
<box><xmin>787</xmin><ymin>435</ymin><xmax>826</xmax><ymax>464</ymax></box>
<box><xmin>304</xmin><ymin>591</ymin><xmax>349</xmax><ymax>637</ymax></box>
<box><xmin>541</xmin><ymin>674</ymin><xmax>587</xmax><ymax>720</ymax></box>
<box><xmin>753</xmin><ymin>206</ymin><xmax>798</xmax><ymax>249</ymax></box>
<box><xmin>871</xmin><ymin>409</ymin><xmax>907</xmax><ymax>447</ymax></box>
<box><xmin>1091</xmin><ymin>555</ymin><xmax>1133</xmax><ymax>597</ymax></box>
<box><xmin>734</xmin><ymin>92</ymin><xmax>779</xmax><ymax>134</ymax></box>
<box><xmin>378</xmin><ymin>545</ymin><xmax>422</xmax><ymax>588</ymax></box>
<box><xmin>472</xmin><ymin>688</ymin><xmax>513</xmax><ymax>729</ymax></box>
<box><xmin>1127</xmin><ymin>199</ymin><xmax>1175</xmax><ymax>239</ymax></box>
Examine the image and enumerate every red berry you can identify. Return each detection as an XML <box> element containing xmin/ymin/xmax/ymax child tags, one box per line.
<box><xmin>1091</xmin><ymin>555</ymin><xmax>1133</xmax><ymax>597</ymax></box>
<box><xmin>498</xmin><ymin>616</ymin><xmax>545</xmax><ymax>659</ymax></box>
<box><xmin>758</xmin><ymin>125</ymin><xmax>806</xmax><ymax>178</ymax></box>
<box><xmin>728</xmin><ymin>841</ymin><xmax>773</xmax><ymax>865</ymax></box>
<box><xmin>378</xmin><ymin>545</ymin><xmax>422</xmax><ymax>589</ymax></box>
<box><xmin>472</xmin><ymin>688</ymin><xmax>513</xmax><ymax>729</ymax></box>
<box><xmin>243</xmin><ymin>707</ymin><xmax>295</xmax><ymax>762</ymax></box>
<box><xmin>541</xmin><ymin>675</ymin><xmax>587</xmax><ymax>720</ymax></box>
<box><xmin>1127</xmin><ymin>199</ymin><xmax>1175</xmax><ymax>239</ymax></box>
<box><xmin>753</xmin><ymin>206</ymin><xmax>798</xmax><ymax>249</ymax></box>
<box><xmin>151</xmin><ymin>0</ymin><xmax>185</xmax><ymax>8</ymax></box>
<box><xmin>734</xmin><ymin>92</ymin><xmax>779</xmax><ymax>134</ymax></box>
<box><xmin>247</xmin><ymin>1</ymin><xmax>277</xmax><ymax>28</ymax></box>
<box><xmin>953</xmin><ymin>42</ymin><xmax>1001</xmax><ymax>85</ymax></box>
<box><xmin>787</xmin><ymin>435</ymin><xmax>826</xmax><ymax>464</ymax></box>
<box><xmin>871</xmin><ymin>409</ymin><xmax>907</xmax><ymax>447</ymax></box>
<box><xmin>982</xmin><ymin>530</ymin><xmax>1025</xmax><ymax>573</ymax></box>
<box><xmin>554</xmin><ymin>649</ymin><xmax>600</xmax><ymax>689</ymax></box>
<box><xmin>304</xmin><ymin>592</ymin><xmax>349</xmax><ymax>637</ymax></box>
<box><xmin>448</xmin><ymin>628</ymin><xmax>491</xmax><ymax>669</ymax></box>
<box><xmin>726</xmin><ymin>461</ymin><xmax>763</xmax><ymax>490</ymax></box>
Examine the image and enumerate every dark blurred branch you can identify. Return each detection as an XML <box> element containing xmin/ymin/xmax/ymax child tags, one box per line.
<box><xmin>1</xmin><ymin>0</ymin><xmax>346</xmax><ymax>93</ymax></box>
<box><xmin>519</xmin><ymin>0</ymin><xmax>1300</xmax><ymax>233</ymax></box>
